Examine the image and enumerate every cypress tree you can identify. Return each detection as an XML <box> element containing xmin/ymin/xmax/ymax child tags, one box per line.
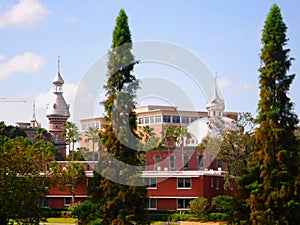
<box><xmin>239</xmin><ymin>4</ymin><xmax>300</xmax><ymax>224</ymax></box>
<box><xmin>93</xmin><ymin>9</ymin><xmax>148</xmax><ymax>225</ymax></box>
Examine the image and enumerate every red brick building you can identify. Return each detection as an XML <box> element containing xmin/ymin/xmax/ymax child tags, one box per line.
<box><xmin>18</xmin><ymin>63</ymin><xmax>238</xmax><ymax>210</ymax></box>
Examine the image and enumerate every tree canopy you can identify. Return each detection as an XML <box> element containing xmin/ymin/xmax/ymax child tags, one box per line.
<box><xmin>90</xmin><ymin>9</ymin><xmax>149</xmax><ymax>225</ymax></box>
<box><xmin>0</xmin><ymin>123</ymin><xmax>60</xmax><ymax>225</ymax></box>
<box><xmin>232</xmin><ymin>4</ymin><xmax>300</xmax><ymax>224</ymax></box>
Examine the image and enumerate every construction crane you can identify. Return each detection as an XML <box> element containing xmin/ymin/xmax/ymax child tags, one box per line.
<box><xmin>0</xmin><ymin>96</ymin><xmax>26</xmax><ymax>103</ymax></box>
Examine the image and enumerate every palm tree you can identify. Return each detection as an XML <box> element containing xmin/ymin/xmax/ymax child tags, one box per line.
<box><xmin>85</xmin><ymin>126</ymin><xmax>100</xmax><ymax>167</ymax></box>
<box><xmin>63</xmin><ymin>122</ymin><xmax>80</xmax><ymax>161</ymax></box>
<box><xmin>64</xmin><ymin>162</ymin><xmax>86</xmax><ymax>205</ymax></box>
<box><xmin>163</xmin><ymin>125</ymin><xmax>176</xmax><ymax>153</ymax></box>
<box><xmin>35</xmin><ymin>127</ymin><xmax>51</xmax><ymax>142</ymax></box>
<box><xmin>174</xmin><ymin>127</ymin><xmax>191</xmax><ymax>170</ymax></box>
<box><xmin>142</xmin><ymin>125</ymin><xmax>154</xmax><ymax>143</ymax></box>
<box><xmin>34</xmin><ymin>127</ymin><xmax>51</xmax><ymax>172</ymax></box>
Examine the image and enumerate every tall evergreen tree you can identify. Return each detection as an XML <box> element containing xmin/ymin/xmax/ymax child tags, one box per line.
<box><xmin>235</xmin><ymin>4</ymin><xmax>300</xmax><ymax>224</ymax></box>
<box><xmin>92</xmin><ymin>9</ymin><xmax>148</xmax><ymax>225</ymax></box>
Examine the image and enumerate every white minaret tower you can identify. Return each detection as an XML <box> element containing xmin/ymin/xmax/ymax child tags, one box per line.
<box><xmin>46</xmin><ymin>56</ymin><xmax>70</xmax><ymax>159</ymax></box>
<box><xmin>206</xmin><ymin>74</ymin><xmax>225</xmax><ymax>117</ymax></box>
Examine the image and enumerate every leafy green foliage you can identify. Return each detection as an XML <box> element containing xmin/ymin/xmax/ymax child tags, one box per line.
<box><xmin>62</xmin><ymin>162</ymin><xmax>86</xmax><ymax>205</ymax></box>
<box><xmin>189</xmin><ymin>197</ymin><xmax>209</xmax><ymax>218</ymax></box>
<box><xmin>0</xmin><ymin>121</ymin><xmax>27</xmax><ymax>142</ymax></box>
<box><xmin>63</xmin><ymin>122</ymin><xmax>81</xmax><ymax>160</ymax></box>
<box><xmin>70</xmin><ymin>201</ymin><xmax>98</xmax><ymax>225</ymax></box>
<box><xmin>0</xmin><ymin>123</ymin><xmax>60</xmax><ymax>225</ymax></box>
<box><xmin>211</xmin><ymin>195</ymin><xmax>233</xmax><ymax>214</ymax></box>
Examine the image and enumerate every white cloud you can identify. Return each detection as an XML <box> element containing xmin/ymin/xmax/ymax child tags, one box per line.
<box><xmin>0</xmin><ymin>52</ymin><xmax>46</xmax><ymax>80</ymax></box>
<box><xmin>0</xmin><ymin>0</ymin><xmax>50</xmax><ymax>29</ymax></box>
<box><xmin>0</xmin><ymin>54</ymin><xmax>6</xmax><ymax>60</ymax></box>
<box><xmin>218</xmin><ymin>76</ymin><xmax>230</xmax><ymax>90</ymax></box>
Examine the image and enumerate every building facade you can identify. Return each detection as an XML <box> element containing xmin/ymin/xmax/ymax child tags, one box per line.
<box><xmin>16</xmin><ymin>64</ymin><xmax>238</xmax><ymax>210</ymax></box>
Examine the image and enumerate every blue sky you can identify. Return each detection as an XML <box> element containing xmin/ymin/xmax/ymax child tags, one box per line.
<box><xmin>0</xmin><ymin>0</ymin><xmax>299</xmax><ymax>128</ymax></box>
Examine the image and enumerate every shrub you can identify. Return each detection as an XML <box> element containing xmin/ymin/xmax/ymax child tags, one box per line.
<box><xmin>69</xmin><ymin>201</ymin><xmax>97</xmax><ymax>225</ymax></box>
<box><xmin>208</xmin><ymin>212</ymin><xmax>227</xmax><ymax>221</ymax></box>
<box><xmin>211</xmin><ymin>195</ymin><xmax>233</xmax><ymax>213</ymax></box>
<box><xmin>189</xmin><ymin>197</ymin><xmax>209</xmax><ymax>218</ymax></box>
<box><xmin>90</xmin><ymin>218</ymin><xmax>103</xmax><ymax>225</ymax></box>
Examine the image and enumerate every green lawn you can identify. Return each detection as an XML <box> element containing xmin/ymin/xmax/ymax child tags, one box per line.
<box><xmin>44</xmin><ymin>218</ymin><xmax>77</xmax><ymax>224</ymax></box>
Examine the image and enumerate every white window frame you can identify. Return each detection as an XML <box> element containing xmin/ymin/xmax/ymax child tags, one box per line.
<box><xmin>146</xmin><ymin>177</ymin><xmax>157</xmax><ymax>189</ymax></box>
<box><xmin>148</xmin><ymin>198</ymin><xmax>157</xmax><ymax>210</ymax></box>
<box><xmin>177</xmin><ymin>198</ymin><xmax>191</xmax><ymax>210</ymax></box>
<box><xmin>177</xmin><ymin>177</ymin><xmax>191</xmax><ymax>189</ymax></box>
<box><xmin>64</xmin><ymin>197</ymin><xmax>71</xmax><ymax>206</ymax></box>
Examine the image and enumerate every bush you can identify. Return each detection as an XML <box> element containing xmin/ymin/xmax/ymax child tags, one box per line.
<box><xmin>43</xmin><ymin>208</ymin><xmax>67</xmax><ymax>218</ymax></box>
<box><xmin>189</xmin><ymin>197</ymin><xmax>209</xmax><ymax>218</ymax></box>
<box><xmin>90</xmin><ymin>218</ymin><xmax>103</xmax><ymax>225</ymax></box>
<box><xmin>148</xmin><ymin>211</ymin><xmax>174</xmax><ymax>222</ymax></box>
<box><xmin>211</xmin><ymin>195</ymin><xmax>233</xmax><ymax>213</ymax></box>
<box><xmin>69</xmin><ymin>201</ymin><xmax>98</xmax><ymax>225</ymax></box>
<box><xmin>208</xmin><ymin>212</ymin><xmax>227</xmax><ymax>221</ymax></box>
<box><xmin>169</xmin><ymin>211</ymin><xmax>199</xmax><ymax>222</ymax></box>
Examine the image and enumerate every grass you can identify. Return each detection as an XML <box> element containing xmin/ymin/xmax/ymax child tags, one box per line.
<box><xmin>45</xmin><ymin>218</ymin><xmax>77</xmax><ymax>224</ymax></box>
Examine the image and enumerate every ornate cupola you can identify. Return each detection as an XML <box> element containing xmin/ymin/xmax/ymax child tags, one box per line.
<box><xmin>206</xmin><ymin>74</ymin><xmax>225</xmax><ymax>117</ymax></box>
<box><xmin>46</xmin><ymin>56</ymin><xmax>70</xmax><ymax>159</ymax></box>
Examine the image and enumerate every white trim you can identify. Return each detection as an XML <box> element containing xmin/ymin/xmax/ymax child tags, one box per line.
<box><xmin>141</xmin><ymin>170</ymin><xmax>224</xmax><ymax>178</ymax></box>
<box><xmin>46</xmin><ymin>195</ymin><xmax>87</xmax><ymax>198</ymax></box>
<box><xmin>148</xmin><ymin>196</ymin><xmax>198</xmax><ymax>199</ymax></box>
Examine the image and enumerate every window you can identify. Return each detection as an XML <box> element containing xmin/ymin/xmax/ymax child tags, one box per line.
<box><xmin>38</xmin><ymin>198</ymin><xmax>49</xmax><ymax>207</ymax></box>
<box><xmin>169</xmin><ymin>155</ymin><xmax>175</xmax><ymax>170</ymax></box>
<box><xmin>163</xmin><ymin>115</ymin><xmax>171</xmax><ymax>123</ymax></box>
<box><xmin>181</xmin><ymin>116</ymin><xmax>189</xmax><ymax>124</ymax></box>
<box><xmin>177</xmin><ymin>199</ymin><xmax>191</xmax><ymax>209</ymax></box>
<box><xmin>191</xmin><ymin>116</ymin><xmax>198</xmax><ymax>123</ymax></box>
<box><xmin>150</xmin><ymin>116</ymin><xmax>155</xmax><ymax>124</ymax></box>
<box><xmin>154</xmin><ymin>155</ymin><xmax>161</xmax><ymax>170</ymax></box>
<box><xmin>155</xmin><ymin>116</ymin><xmax>161</xmax><ymax>123</ymax></box>
<box><xmin>138</xmin><ymin>118</ymin><xmax>143</xmax><ymax>125</ymax></box>
<box><xmin>216</xmin><ymin>179</ymin><xmax>220</xmax><ymax>190</ymax></box>
<box><xmin>184</xmin><ymin>155</ymin><xmax>189</xmax><ymax>170</ymax></box>
<box><xmin>211</xmin><ymin>178</ymin><xmax>214</xmax><ymax>187</ymax></box>
<box><xmin>230</xmin><ymin>179</ymin><xmax>234</xmax><ymax>190</ymax></box>
<box><xmin>198</xmin><ymin>155</ymin><xmax>204</xmax><ymax>170</ymax></box>
<box><xmin>148</xmin><ymin>198</ymin><xmax>157</xmax><ymax>210</ymax></box>
<box><xmin>145</xmin><ymin>178</ymin><xmax>157</xmax><ymax>189</ymax></box>
<box><xmin>172</xmin><ymin>116</ymin><xmax>180</xmax><ymax>123</ymax></box>
<box><xmin>54</xmin><ymin>133</ymin><xmax>59</xmax><ymax>140</ymax></box>
<box><xmin>64</xmin><ymin>197</ymin><xmax>71</xmax><ymax>206</ymax></box>
<box><xmin>217</xmin><ymin>159</ymin><xmax>222</xmax><ymax>169</ymax></box>
<box><xmin>144</xmin><ymin>117</ymin><xmax>150</xmax><ymax>124</ymax></box>
<box><xmin>177</xmin><ymin>178</ymin><xmax>191</xmax><ymax>188</ymax></box>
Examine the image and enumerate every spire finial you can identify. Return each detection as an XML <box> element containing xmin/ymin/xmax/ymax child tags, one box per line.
<box><xmin>57</xmin><ymin>55</ymin><xmax>60</xmax><ymax>72</ymax></box>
